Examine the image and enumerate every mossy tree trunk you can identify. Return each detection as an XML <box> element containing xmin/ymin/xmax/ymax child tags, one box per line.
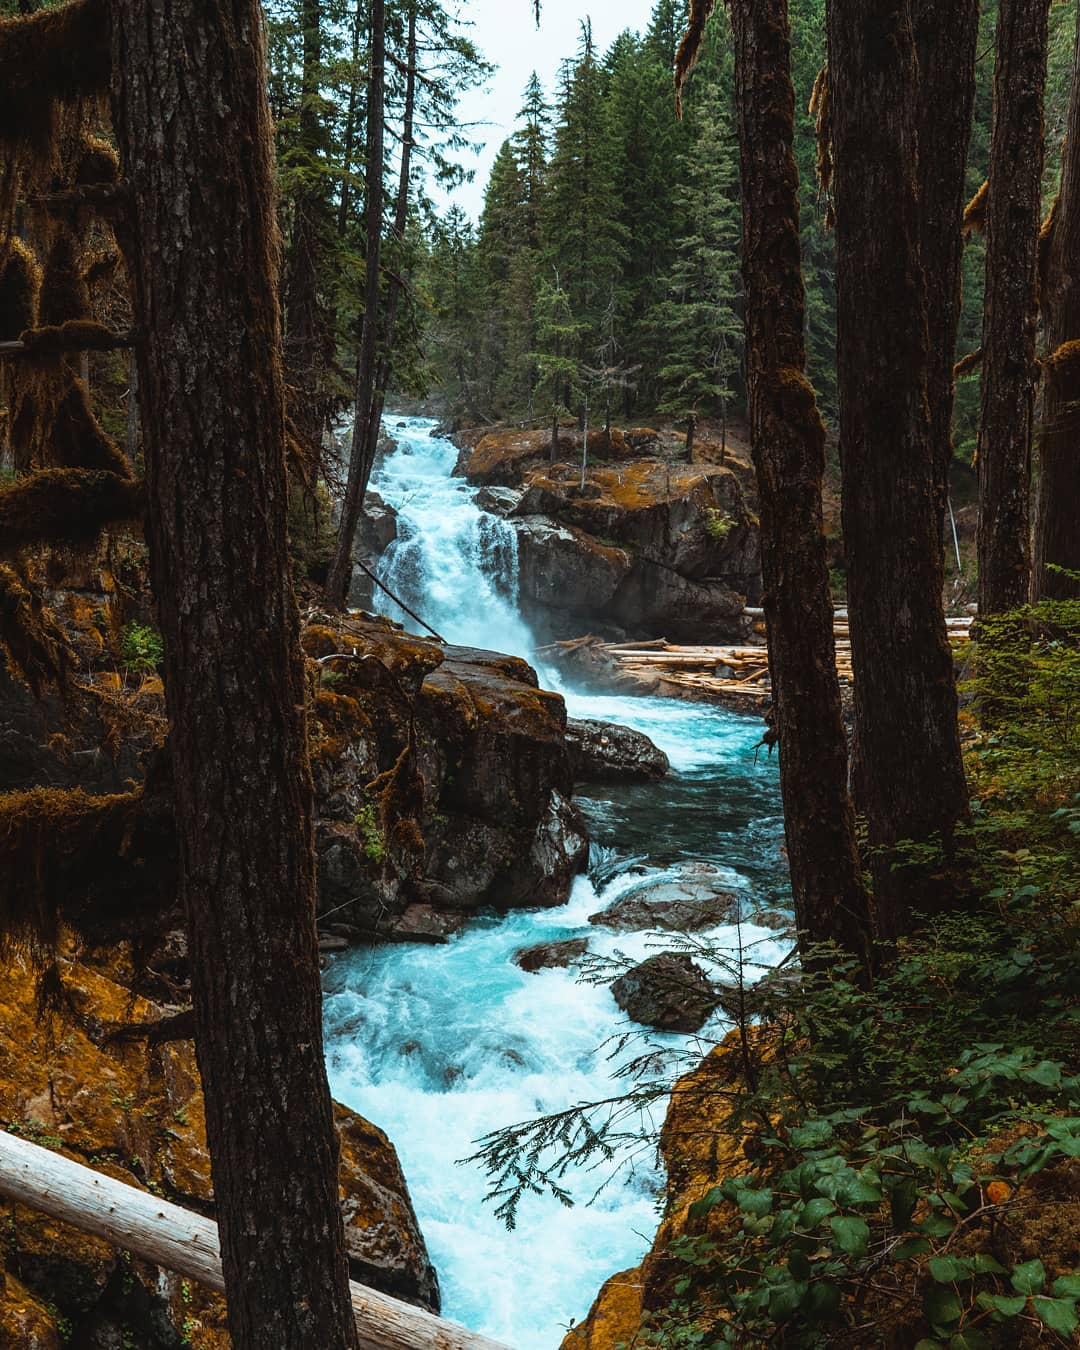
<box><xmin>1032</xmin><ymin>3</ymin><xmax>1080</xmax><ymax>601</ymax></box>
<box><xmin>976</xmin><ymin>0</ymin><xmax>1050</xmax><ymax>614</ymax></box>
<box><xmin>912</xmin><ymin>0</ymin><xmax>980</xmax><ymax>530</ymax></box>
<box><xmin>109</xmin><ymin>1</ymin><xmax>360</xmax><ymax>1346</ymax></box>
<box><xmin>827</xmin><ymin>0</ymin><xmax>968</xmax><ymax>940</ymax></box>
<box><xmin>729</xmin><ymin>0</ymin><xmax>871</xmax><ymax>969</ymax></box>
<box><xmin>326</xmin><ymin>0</ymin><xmax>386</xmax><ymax>610</ymax></box>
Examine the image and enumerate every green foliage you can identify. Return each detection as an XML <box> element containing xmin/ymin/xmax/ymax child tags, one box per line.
<box><xmin>705</xmin><ymin>510</ymin><xmax>736</xmax><ymax>541</ymax></box>
<box><xmin>118</xmin><ymin>622</ymin><xmax>163</xmax><ymax>675</ymax></box>
<box><xmin>354</xmin><ymin>799</ymin><xmax>386</xmax><ymax>865</ymax></box>
<box><xmin>471</xmin><ymin>601</ymin><xmax>1080</xmax><ymax>1343</ymax></box>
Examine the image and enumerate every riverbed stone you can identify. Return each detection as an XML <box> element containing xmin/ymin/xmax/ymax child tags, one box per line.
<box><xmin>566</xmin><ymin>718</ymin><xmax>670</xmax><ymax>783</ymax></box>
<box><xmin>514</xmin><ymin>937</ymin><xmax>590</xmax><ymax>972</ymax></box>
<box><xmin>589</xmin><ymin>868</ymin><xmax>741</xmax><ymax>933</ymax></box>
<box><xmin>611</xmin><ymin>953</ymin><xmax>721</xmax><ymax>1033</ymax></box>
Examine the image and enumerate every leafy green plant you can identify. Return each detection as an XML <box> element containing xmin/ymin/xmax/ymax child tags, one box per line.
<box><xmin>354</xmin><ymin>799</ymin><xmax>386</xmax><ymax>865</ymax></box>
<box><xmin>118</xmin><ymin>621</ymin><xmax>164</xmax><ymax>675</ymax></box>
<box><xmin>705</xmin><ymin>509</ymin><xmax>736</xmax><ymax>541</ymax></box>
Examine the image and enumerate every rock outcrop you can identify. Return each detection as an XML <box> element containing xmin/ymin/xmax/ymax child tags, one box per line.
<box><xmin>513</xmin><ymin>937</ymin><xmax>590</xmax><ymax>972</ymax></box>
<box><xmin>307</xmin><ymin>616</ymin><xmax>589</xmax><ymax>940</ymax></box>
<box><xmin>0</xmin><ymin>945</ymin><xmax>439</xmax><ymax>1347</ymax></box>
<box><xmin>588</xmin><ymin>867</ymin><xmax>741</xmax><ymax>932</ymax></box>
<box><xmin>565</xmin><ymin>718</ymin><xmax>670</xmax><ymax>783</ymax></box>
<box><xmin>610</xmin><ymin>953</ymin><xmax>721</xmax><ymax>1033</ymax></box>
<box><xmin>458</xmin><ymin>431</ymin><xmax>760</xmax><ymax>642</ymax></box>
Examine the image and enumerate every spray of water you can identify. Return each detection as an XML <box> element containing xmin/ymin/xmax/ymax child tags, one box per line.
<box><xmin>325</xmin><ymin>417</ymin><xmax>789</xmax><ymax>1348</ymax></box>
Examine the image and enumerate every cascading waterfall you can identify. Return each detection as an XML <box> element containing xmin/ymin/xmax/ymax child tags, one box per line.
<box><xmin>369</xmin><ymin>423</ymin><xmax>534</xmax><ymax>658</ymax></box>
<box><xmin>323</xmin><ymin>417</ymin><xmax>791</xmax><ymax>1349</ymax></box>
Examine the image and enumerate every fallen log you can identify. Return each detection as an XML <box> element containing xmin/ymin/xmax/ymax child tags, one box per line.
<box><xmin>0</xmin><ymin>1129</ymin><xmax>511</xmax><ymax>1350</ymax></box>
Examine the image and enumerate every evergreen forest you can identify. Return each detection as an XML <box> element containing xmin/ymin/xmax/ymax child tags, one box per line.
<box><xmin>0</xmin><ymin>0</ymin><xmax>1077</xmax><ymax>1348</ymax></box>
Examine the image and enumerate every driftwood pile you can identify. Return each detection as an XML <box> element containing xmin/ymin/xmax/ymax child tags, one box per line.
<box><xmin>541</xmin><ymin>610</ymin><xmax>974</xmax><ymax>711</ymax></box>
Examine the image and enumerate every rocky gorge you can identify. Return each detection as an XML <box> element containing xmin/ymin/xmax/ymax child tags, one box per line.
<box><xmin>0</xmin><ymin>418</ymin><xmax>792</xmax><ymax>1349</ymax></box>
<box><xmin>452</xmin><ymin>427</ymin><xmax>762</xmax><ymax>644</ymax></box>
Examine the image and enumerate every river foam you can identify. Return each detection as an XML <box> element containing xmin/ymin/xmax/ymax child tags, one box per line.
<box><xmin>323</xmin><ymin>417</ymin><xmax>790</xmax><ymax>1348</ymax></box>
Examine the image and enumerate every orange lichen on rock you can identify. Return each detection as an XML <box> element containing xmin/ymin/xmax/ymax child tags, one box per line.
<box><xmin>0</xmin><ymin>941</ymin><xmax>440</xmax><ymax>1340</ymax></box>
<box><xmin>560</xmin><ymin>1268</ymin><xmax>645</xmax><ymax>1350</ymax></box>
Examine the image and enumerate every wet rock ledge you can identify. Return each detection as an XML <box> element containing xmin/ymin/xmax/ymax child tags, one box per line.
<box><xmin>307</xmin><ymin>612</ymin><xmax>590</xmax><ymax>943</ymax></box>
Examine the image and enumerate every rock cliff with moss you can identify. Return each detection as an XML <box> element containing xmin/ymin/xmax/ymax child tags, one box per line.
<box><xmin>456</xmin><ymin>428</ymin><xmax>761</xmax><ymax>642</ymax></box>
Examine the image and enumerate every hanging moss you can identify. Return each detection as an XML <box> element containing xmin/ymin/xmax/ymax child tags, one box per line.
<box><xmin>0</xmin><ymin>785</ymin><xmax>142</xmax><ymax>960</ymax></box>
<box><xmin>953</xmin><ymin>347</ymin><xmax>983</xmax><ymax>380</ymax></box>
<box><xmin>0</xmin><ymin>236</ymin><xmax>41</xmax><ymax>340</ymax></box>
<box><xmin>48</xmin><ymin>380</ymin><xmax>129</xmax><ymax>474</ymax></box>
<box><xmin>73</xmin><ymin>133</ymin><xmax>119</xmax><ymax>187</ymax></box>
<box><xmin>0</xmin><ymin>562</ymin><xmax>71</xmax><ymax>699</ymax></box>
<box><xmin>0</xmin><ymin>468</ymin><xmax>141</xmax><ymax>557</ymax></box>
<box><xmin>0</xmin><ymin>0</ymin><xmax>112</xmax><ymax>235</ymax></box>
<box><xmin>1043</xmin><ymin>338</ymin><xmax>1080</xmax><ymax>389</ymax></box>
<box><xmin>674</xmin><ymin>0</ymin><xmax>717</xmax><ymax>115</ymax></box>
<box><xmin>963</xmin><ymin>179</ymin><xmax>989</xmax><ymax>236</ymax></box>
<box><xmin>38</xmin><ymin>232</ymin><xmax>91</xmax><ymax>326</ymax></box>
<box><xmin>811</xmin><ymin>66</ymin><xmax>834</xmax><ymax>218</ymax></box>
<box><xmin>18</xmin><ymin>318</ymin><xmax>128</xmax><ymax>355</ymax></box>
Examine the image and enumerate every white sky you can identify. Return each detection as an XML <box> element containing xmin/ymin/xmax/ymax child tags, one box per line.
<box><xmin>435</xmin><ymin>0</ymin><xmax>660</xmax><ymax>220</ymax></box>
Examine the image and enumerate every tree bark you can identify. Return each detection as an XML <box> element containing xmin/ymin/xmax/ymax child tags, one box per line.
<box><xmin>109</xmin><ymin>2</ymin><xmax>360</xmax><ymax>1346</ymax></box>
<box><xmin>1032</xmin><ymin>3</ymin><xmax>1080</xmax><ymax>601</ymax></box>
<box><xmin>357</xmin><ymin>2</ymin><xmax>417</xmax><ymax>500</ymax></box>
<box><xmin>827</xmin><ymin>0</ymin><xmax>969</xmax><ymax>940</ymax></box>
<box><xmin>976</xmin><ymin>0</ymin><xmax>1050</xmax><ymax>614</ymax></box>
<box><xmin>326</xmin><ymin>0</ymin><xmax>386</xmax><ymax>609</ymax></box>
<box><xmin>729</xmin><ymin>0</ymin><xmax>871</xmax><ymax>968</ymax></box>
<box><xmin>911</xmin><ymin>0</ymin><xmax>980</xmax><ymax>527</ymax></box>
<box><xmin>283</xmin><ymin>0</ymin><xmax>333</xmax><ymax>452</ymax></box>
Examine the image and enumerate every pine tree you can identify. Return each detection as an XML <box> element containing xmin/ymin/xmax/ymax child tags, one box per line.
<box><xmin>651</xmin><ymin>73</ymin><xmax>741</xmax><ymax>432</ymax></box>
<box><xmin>533</xmin><ymin>272</ymin><xmax>584</xmax><ymax>458</ymax></box>
<box><xmin>543</xmin><ymin>21</ymin><xmax>626</xmax><ymax>356</ymax></box>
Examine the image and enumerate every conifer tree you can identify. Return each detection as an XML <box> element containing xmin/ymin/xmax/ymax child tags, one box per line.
<box><xmin>977</xmin><ymin>0</ymin><xmax>1050</xmax><ymax>613</ymax></box>
<box><xmin>652</xmin><ymin>75</ymin><xmax>741</xmax><ymax>431</ymax></box>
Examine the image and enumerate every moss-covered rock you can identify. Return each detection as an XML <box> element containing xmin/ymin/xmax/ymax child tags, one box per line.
<box><xmin>309</xmin><ymin>614</ymin><xmax>588</xmax><ymax>934</ymax></box>
<box><xmin>0</xmin><ymin>944</ymin><xmax>439</xmax><ymax>1346</ymax></box>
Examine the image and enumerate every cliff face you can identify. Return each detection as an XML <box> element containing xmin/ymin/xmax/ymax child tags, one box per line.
<box><xmin>0</xmin><ymin>944</ymin><xmax>438</xmax><ymax>1348</ymax></box>
<box><xmin>306</xmin><ymin>614</ymin><xmax>589</xmax><ymax>942</ymax></box>
<box><xmin>458</xmin><ymin>430</ymin><xmax>761</xmax><ymax>643</ymax></box>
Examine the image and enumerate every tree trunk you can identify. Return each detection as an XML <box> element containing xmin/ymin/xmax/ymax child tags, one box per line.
<box><xmin>337</xmin><ymin>0</ymin><xmax>365</xmax><ymax>239</ymax></box>
<box><xmin>550</xmin><ymin>409</ymin><xmax>559</xmax><ymax>464</ymax></box>
<box><xmin>124</xmin><ymin>350</ymin><xmax>138</xmax><ymax>468</ymax></box>
<box><xmin>976</xmin><ymin>0</ymin><xmax>1049</xmax><ymax>614</ymax></box>
<box><xmin>729</xmin><ymin>0</ymin><xmax>871</xmax><ymax>968</ymax></box>
<box><xmin>685</xmin><ymin>412</ymin><xmax>695</xmax><ymax>456</ymax></box>
<box><xmin>912</xmin><ymin>0</ymin><xmax>980</xmax><ymax>528</ymax></box>
<box><xmin>0</xmin><ymin>1129</ymin><xmax>509</xmax><ymax>1350</ymax></box>
<box><xmin>325</xmin><ymin>0</ymin><xmax>386</xmax><ymax>609</ymax></box>
<box><xmin>1032</xmin><ymin>4</ymin><xmax>1080</xmax><ymax>601</ymax></box>
<box><xmin>109</xmin><ymin>3</ymin><xmax>360</xmax><ymax>1346</ymax></box>
<box><xmin>357</xmin><ymin>3</ymin><xmax>417</xmax><ymax>505</ymax></box>
<box><xmin>827</xmin><ymin>0</ymin><xmax>969</xmax><ymax>940</ymax></box>
<box><xmin>283</xmin><ymin>0</ymin><xmax>331</xmax><ymax>451</ymax></box>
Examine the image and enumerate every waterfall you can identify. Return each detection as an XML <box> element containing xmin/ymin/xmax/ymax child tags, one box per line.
<box><xmin>325</xmin><ymin>416</ymin><xmax>791</xmax><ymax>1349</ymax></box>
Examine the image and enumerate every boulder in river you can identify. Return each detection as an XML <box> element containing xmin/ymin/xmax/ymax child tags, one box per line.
<box><xmin>514</xmin><ymin>937</ymin><xmax>590</xmax><ymax>972</ymax></box>
<box><xmin>589</xmin><ymin>866</ymin><xmax>741</xmax><ymax>932</ymax></box>
<box><xmin>566</xmin><ymin>718</ymin><xmax>669</xmax><ymax>783</ymax></box>
<box><xmin>611</xmin><ymin>953</ymin><xmax>721</xmax><ymax>1033</ymax></box>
